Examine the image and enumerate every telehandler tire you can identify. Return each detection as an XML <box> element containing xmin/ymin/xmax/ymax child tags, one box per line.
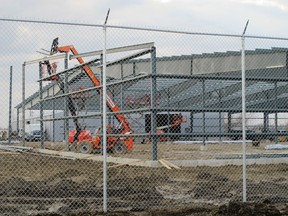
<box><xmin>113</xmin><ymin>141</ymin><xmax>127</xmax><ymax>154</ymax></box>
<box><xmin>78</xmin><ymin>140</ymin><xmax>93</xmax><ymax>154</ymax></box>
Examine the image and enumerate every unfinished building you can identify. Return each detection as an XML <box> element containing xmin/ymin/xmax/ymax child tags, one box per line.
<box><xmin>15</xmin><ymin>43</ymin><xmax>288</xmax><ymax>158</ymax></box>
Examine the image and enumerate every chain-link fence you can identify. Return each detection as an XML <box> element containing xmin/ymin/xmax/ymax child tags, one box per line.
<box><xmin>0</xmin><ymin>18</ymin><xmax>288</xmax><ymax>215</ymax></box>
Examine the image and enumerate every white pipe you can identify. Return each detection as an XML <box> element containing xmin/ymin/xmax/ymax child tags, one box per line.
<box><xmin>241</xmin><ymin>35</ymin><xmax>247</xmax><ymax>203</ymax></box>
<box><xmin>102</xmin><ymin>24</ymin><xmax>108</xmax><ymax>213</ymax></box>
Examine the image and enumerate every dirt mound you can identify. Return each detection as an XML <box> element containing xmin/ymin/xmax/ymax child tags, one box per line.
<box><xmin>0</xmin><ymin>153</ymin><xmax>287</xmax><ymax>215</ymax></box>
<box><xmin>29</xmin><ymin>202</ymin><xmax>288</xmax><ymax>216</ymax></box>
<box><xmin>216</xmin><ymin>201</ymin><xmax>287</xmax><ymax>216</ymax></box>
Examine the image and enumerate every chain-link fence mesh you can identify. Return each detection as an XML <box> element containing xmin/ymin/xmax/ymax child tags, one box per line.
<box><xmin>0</xmin><ymin>19</ymin><xmax>288</xmax><ymax>215</ymax></box>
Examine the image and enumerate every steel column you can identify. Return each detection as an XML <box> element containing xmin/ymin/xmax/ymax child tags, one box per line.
<box><xmin>274</xmin><ymin>82</ymin><xmax>278</xmax><ymax>137</ymax></box>
<box><xmin>22</xmin><ymin>64</ymin><xmax>26</xmax><ymax>146</ymax></box>
<box><xmin>151</xmin><ymin>46</ymin><xmax>157</xmax><ymax>160</ymax></box>
<box><xmin>190</xmin><ymin>57</ymin><xmax>193</xmax><ymax>75</ymax></box>
<box><xmin>8</xmin><ymin>66</ymin><xmax>13</xmax><ymax>145</ymax></box>
<box><xmin>228</xmin><ymin>112</ymin><xmax>232</xmax><ymax>132</ymax></box>
<box><xmin>133</xmin><ymin>62</ymin><xmax>136</xmax><ymax>76</ymax></box>
<box><xmin>218</xmin><ymin>90</ymin><xmax>222</xmax><ymax>139</ymax></box>
<box><xmin>52</xmin><ymin>85</ymin><xmax>55</xmax><ymax>142</ymax></box>
<box><xmin>16</xmin><ymin>108</ymin><xmax>19</xmax><ymax>134</ymax></box>
<box><xmin>39</xmin><ymin>63</ymin><xmax>44</xmax><ymax>149</ymax></box>
<box><xmin>64</xmin><ymin>53</ymin><xmax>69</xmax><ymax>151</ymax></box>
<box><xmin>202</xmin><ymin>79</ymin><xmax>206</xmax><ymax>144</ymax></box>
<box><xmin>120</xmin><ymin>63</ymin><xmax>124</xmax><ymax>110</ymax></box>
<box><xmin>167</xmin><ymin>89</ymin><xmax>171</xmax><ymax>142</ymax></box>
<box><xmin>263</xmin><ymin>112</ymin><xmax>269</xmax><ymax>132</ymax></box>
<box><xmin>190</xmin><ymin>112</ymin><xmax>194</xmax><ymax>134</ymax></box>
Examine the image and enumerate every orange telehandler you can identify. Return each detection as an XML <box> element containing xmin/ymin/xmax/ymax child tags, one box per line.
<box><xmin>141</xmin><ymin>113</ymin><xmax>186</xmax><ymax>144</ymax></box>
<box><xmin>47</xmin><ymin>38</ymin><xmax>133</xmax><ymax>154</ymax></box>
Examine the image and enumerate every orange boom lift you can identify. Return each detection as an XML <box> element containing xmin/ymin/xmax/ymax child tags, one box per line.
<box><xmin>49</xmin><ymin>38</ymin><xmax>133</xmax><ymax>154</ymax></box>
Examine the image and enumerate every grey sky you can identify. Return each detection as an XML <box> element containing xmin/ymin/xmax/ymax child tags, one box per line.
<box><xmin>0</xmin><ymin>0</ymin><xmax>288</xmax><ymax>36</ymax></box>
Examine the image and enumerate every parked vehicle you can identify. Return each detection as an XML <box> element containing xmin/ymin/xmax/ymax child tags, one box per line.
<box><xmin>24</xmin><ymin>130</ymin><xmax>41</xmax><ymax>142</ymax></box>
<box><xmin>229</xmin><ymin>130</ymin><xmax>256</xmax><ymax>141</ymax></box>
<box><xmin>229</xmin><ymin>129</ymin><xmax>278</xmax><ymax>147</ymax></box>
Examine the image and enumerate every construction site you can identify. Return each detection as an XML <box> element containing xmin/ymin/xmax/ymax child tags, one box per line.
<box><xmin>1</xmin><ymin>19</ymin><xmax>288</xmax><ymax>215</ymax></box>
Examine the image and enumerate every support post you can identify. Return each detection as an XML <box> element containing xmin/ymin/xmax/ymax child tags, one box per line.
<box><xmin>274</xmin><ymin>82</ymin><xmax>278</xmax><ymax>142</ymax></box>
<box><xmin>133</xmin><ymin>62</ymin><xmax>136</xmax><ymax>76</ymax></box>
<box><xmin>241</xmin><ymin>20</ymin><xmax>249</xmax><ymax>203</ymax></box>
<box><xmin>275</xmin><ymin>112</ymin><xmax>278</xmax><ymax>143</ymax></box>
<box><xmin>190</xmin><ymin>57</ymin><xmax>193</xmax><ymax>75</ymax></box>
<box><xmin>151</xmin><ymin>46</ymin><xmax>157</xmax><ymax>160</ymax></box>
<box><xmin>120</xmin><ymin>64</ymin><xmax>124</xmax><ymax>110</ymax></box>
<box><xmin>64</xmin><ymin>53</ymin><xmax>69</xmax><ymax>151</ymax></box>
<box><xmin>190</xmin><ymin>112</ymin><xmax>194</xmax><ymax>130</ymax></box>
<box><xmin>52</xmin><ymin>85</ymin><xmax>55</xmax><ymax>142</ymax></box>
<box><xmin>228</xmin><ymin>112</ymin><xmax>232</xmax><ymax>132</ymax></box>
<box><xmin>218</xmin><ymin>90</ymin><xmax>222</xmax><ymax>140</ymax></box>
<box><xmin>190</xmin><ymin>112</ymin><xmax>194</xmax><ymax>136</ymax></box>
<box><xmin>264</xmin><ymin>112</ymin><xmax>269</xmax><ymax>132</ymax></box>
<box><xmin>202</xmin><ymin>79</ymin><xmax>206</xmax><ymax>145</ymax></box>
<box><xmin>100</xmin><ymin>53</ymin><xmax>103</xmax><ymax>154</ymax></box>
<box><xmin>102</xmin><ymin>10</ymin><xmax>109</xmax><ymax>212</ymax></box>
<box><xmin>39</xmin><ymin>62</ymin><xmax>44</xmax><ymax>149</ymax></box>
<box><xmin>8</xmin><ymin>66</ymin><xmax>13</xmax><ymax>145</ymax></box>
<box><xmin>22</xmin><ymin>64</ymin><xmax>26</xmax><ymax>146</ymax></box>
<box><xmin>167</xmin><ymin>89</ymin><xmax>171</xmax><ymax>142</ymax></box>
<box><xmin>16</xmin><ymin>108</ymin><xmax>19</xmax><ymax>135</ymax></box>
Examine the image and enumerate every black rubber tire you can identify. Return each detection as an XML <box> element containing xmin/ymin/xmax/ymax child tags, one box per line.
<box><xmin>252</xmin><ymin>140</ymin><xmax>260</xmax><ymax>147</ymax></box>
<box><xmin>78</xmin><ymin>140</ymin><xmax>93</xmax><ymax>154</ymax></box>
<box><xmin>113</xmin><ymin>142</ymin><xmax>127</xmax><ymax>154</ymax></box>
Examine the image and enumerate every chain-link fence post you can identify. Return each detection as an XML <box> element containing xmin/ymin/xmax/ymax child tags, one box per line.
<box><xmin>102</xmin><ymin>23</ymin><xmax>108</xmax><ymax>213</ymax></box>
<box><xmin>241</xmin><ymin>21</ymin><xmax>249</xmax><ymax>202</ymax></box>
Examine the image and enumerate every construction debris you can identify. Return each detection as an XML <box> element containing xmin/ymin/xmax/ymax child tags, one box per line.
<box><xmin>265</xmin><ymin>144</ymin><xmax>288</xmax><ymax>150</ymax></box>
<box><xmin>160</xmin><ymin>159</ymin><xmax>181</xmax><ymax>169</ymax></box>
<box><xmin>0</xmin><ymin>141</ymin><xmax>21</xmax><ymax>145</ymax></box>
<box><xmin>158</xmin><ymin>159</ymin><xmax>172</xmax><ymax>169</ymax></box>
<box><xmin>0</xmin><ymin>145</ymin><xmax>33</xmax><ymax>152</ymax></box>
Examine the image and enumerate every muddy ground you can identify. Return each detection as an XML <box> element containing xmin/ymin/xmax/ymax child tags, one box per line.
<box><xmin>0</xmin><ymin>144</ymin><xmax>288</xmax><ymax>216</ymax></box>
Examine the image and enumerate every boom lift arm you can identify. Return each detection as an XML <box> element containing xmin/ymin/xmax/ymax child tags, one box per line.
<box><xmin>43</xmin><ymin>58</ymin><xmax>83</xmax><ymax>143</ymax></box>
<box><xmin>50</xmin><ymin>38</ymin><xmax>133</xmax><ymax>142</ymax></box>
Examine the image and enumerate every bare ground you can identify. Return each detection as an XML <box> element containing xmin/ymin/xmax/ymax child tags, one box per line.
<box><xmin>0</xmin><ymin>141</ymin><xmax>287</xmax><ymax>215</ymax></box>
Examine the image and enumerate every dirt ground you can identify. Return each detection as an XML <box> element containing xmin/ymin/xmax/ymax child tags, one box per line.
<box><xmin>0</xmin><ymin>140</ymin><xmax>288</xmax><ymax>216</ymax></box>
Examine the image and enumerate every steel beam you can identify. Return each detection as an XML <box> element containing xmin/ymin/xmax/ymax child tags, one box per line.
<box><xmin>24</xmin><ymin>54</ymin><xmax>66</xmax><ymax>65</ymax></box>
<box><xmin>70</xmin><ymin>42</ymin><xmax>154</xmax><ymax>59</ymax></box>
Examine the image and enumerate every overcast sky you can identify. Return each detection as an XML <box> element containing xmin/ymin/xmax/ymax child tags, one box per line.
<box><xmin>0</xmin><ymin>0</ymin><xmax>288</xmax><ymax>36</ymax></box>
<box><xmin>1</xmin><ymin>0</ymin><xmax>288</xmax><ymax>129</ymax></box>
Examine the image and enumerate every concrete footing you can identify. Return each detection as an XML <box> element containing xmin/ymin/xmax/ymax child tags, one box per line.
<box><xmin>36</xmin><ymin>149</ymin><xmax>288</xmax><ymax>168</ymax></box>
